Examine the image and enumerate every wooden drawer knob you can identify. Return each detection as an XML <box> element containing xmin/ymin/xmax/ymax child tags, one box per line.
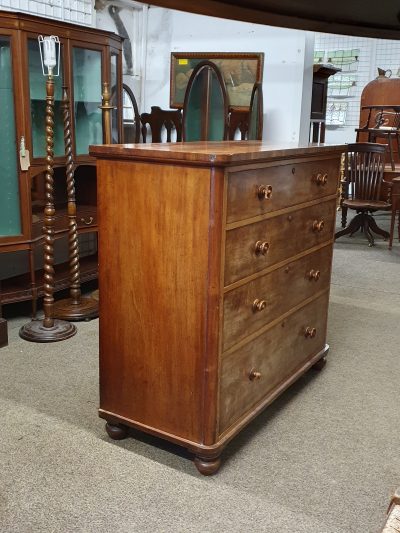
<box><xmin>257</xmin><ymin>185</ymin><xmax>273</xmax><ymax>200</ymax></box>
<box><xmin>308</xmin><ymin>269</ymin><xmax>321</xmax><ymax>281</ymax></box>
<box><xmin>315</xmin><ymin>173</ymin><xmax>328</xmax><ymax>186</ymax></box>
<box><xmin>304</xmin><ymin>326</ymin><xmax>317</xmax><ymax>338</ymax></box>
<box><xmin>312</xmin><ymin>219</ymin><xmax>324</xmax><ymax>232</ymax></box>
<box><xmin>254</xmin><ymin>240</ymin><xmax>270</xmax><ymax>255</ymax></box>
<box><xmin>252</xmin><ymin>299</ymin><xmax>267</xmax><ymax>312</ymax></box>
<box><xmin>249</xmin><ymin>369</ymin><xmax>262</xmax><ymax>381</ymax></box>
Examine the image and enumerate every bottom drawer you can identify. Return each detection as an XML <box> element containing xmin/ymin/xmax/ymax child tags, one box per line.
<box><xmin>219</xmin><ymin>291</ymin><xmax>329</xmax><ymax>434</ymax></box>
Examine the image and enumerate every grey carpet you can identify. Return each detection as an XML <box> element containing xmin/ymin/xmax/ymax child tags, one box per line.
<box><xmin>0</xmin><ymin>212</ymin><xmax>399</xmax><ymax>533</ymax></box>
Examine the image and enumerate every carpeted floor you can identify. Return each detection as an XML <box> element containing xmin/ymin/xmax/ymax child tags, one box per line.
<box><xmin>0</xmin><ymin>213</ymin><xmax>399</xmax><ymax>533</ymax></box>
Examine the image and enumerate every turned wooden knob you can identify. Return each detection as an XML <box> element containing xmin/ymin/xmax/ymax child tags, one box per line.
<box><xmin>305</xmin><ymin>326</ymin><xmax>317</xmax><ymax>338</ymax></box>
<box><xmin>315</xmin><ymin>173</ymin><xmax>328</xmax><ymax>186</ymax></box>
<box><xmin>308</xmin><ymin>269</ymin><xmax>321</xmax><ymax>281</ymax></box>
<box><xmin>255</xmin><ymin>240</ymin><xmax>270</xmax><ymax>255</ymax></box>
<box><xmin>249</xmin><ymin>369</ymin><xmax>262</xmax><ymax>381</ymax></box>
<box><xmin>257</xmin><ymin>184</ymin><xmax>273</xmax><ymax>200</ymax></box>
<box><xmin>252</xmin><ymin>299</ymin><xmax>267</xmax><ymax>312</ymax></box>
<box><xmin>312</xmin><ymin>219</ymin><xmax>324</xmax><ymax>232</ymax></box>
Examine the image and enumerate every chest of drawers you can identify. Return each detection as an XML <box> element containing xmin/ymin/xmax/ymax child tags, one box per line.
<box><xmin>90</xmin><ymin>141</ymin><xmax>344</xmax><ymax>475</ymax></box>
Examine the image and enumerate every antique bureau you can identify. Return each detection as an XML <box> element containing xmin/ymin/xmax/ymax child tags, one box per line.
<box><xmin>90</xmin><ymin>141</ymin><xmax>344</xmax><ymax>475</ymax></box>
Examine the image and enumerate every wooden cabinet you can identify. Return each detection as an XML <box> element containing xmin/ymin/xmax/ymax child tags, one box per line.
<box><xmin>90</xmin><ymin>140</ymin><xmax>344</xmax><ymax>475</ymax></box>
<box><xmin>0</xmin><ymin>11</ymin><xmax>122</xmax><ymax>309</ymax></box>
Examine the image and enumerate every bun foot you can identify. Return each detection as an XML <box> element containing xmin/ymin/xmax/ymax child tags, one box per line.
<box><xmin>105</xmin><ymin>422</ymin><xmax>129</xmax><ymax>440</ymax></box>
<box><xmin>194</xmin><ymin>455</ymin><xmax>221</xmax><ymax>476</ymax></box>
<box><xmin>312</xmin><ymin>357</ymin><xmax>327</xmax><ymax>371</ymax></box>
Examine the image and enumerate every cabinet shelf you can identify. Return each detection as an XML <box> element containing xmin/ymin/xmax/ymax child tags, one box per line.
<box><xmin>1</xmin><ymin>253</ymin><xmax>98</xmax><ymax>305</ymax></box>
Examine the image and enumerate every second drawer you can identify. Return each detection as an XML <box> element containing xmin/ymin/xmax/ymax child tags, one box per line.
<box><xmin>223</xmin><ymin>245</ymin><xmax>333</xmax><ymax>351</ymax></box>
<box><xmin>225</xmin><ymin>199</ymin><xmax>336</xmax><ymax>285</ymax></box>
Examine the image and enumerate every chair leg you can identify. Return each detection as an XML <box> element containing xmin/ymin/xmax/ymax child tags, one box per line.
<box><xmin>388</xmin><ymin>134</ymin><xmax>395</xmax><ymax>171</ymax></box>
<box><xmin>341</xmin><ymin>206</ymin><xmax>348</xmax><ymax>228</ymax></box>
<box><xmin>363</xmin><ymin>216</ymin><xmax>374</xmax><ymax>246</ymax></box>
<box><xmin>389</xmin><ymin>208</ymin><xmax>396</xmax><ymax>250</ymax></box>
<box><xmin>335</xmin><ymin>213</ymin><xmax>363</xmax><ymax>240</ymax></box>
<box><xmin>368</xmin><ymin>214</ymin><xmax>390</xmax><ymax>240</ymax></box>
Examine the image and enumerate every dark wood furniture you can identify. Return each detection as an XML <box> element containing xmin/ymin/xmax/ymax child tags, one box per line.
<box><xmin>310</xmin><ymin>64</ymin><xmax>341</xmax><ymax>143</ymax></box>
<box><xmin>90</xmin><ymin>140</ymin><xmax>344</xmax><ymax>475</ymax></box>
<box><xmin>357</xmin><ymin>72</ymin><xmax>400</xmax><ymax>166</ymax></box>
<box><xmin>356</xmin><ymin>105</ymin><xmax>400</xmax><ymax>171</ymax></box>
<box><xmin>182</xmin><ymin>61</ymin><xmax>229</xmax><ymax>141</ymax></box>
<box><xmin>121</xmin><ymin>84</ymin><xmax>141</xmax><ymax>143</ymax></box>
<box><xmin>0</xmin><ymin>285</ymin><xmax>8</xmax><ymax>348</ymax></box>
<box><xmin>0</xmin><ymin>11</ymin><xmax>122</xmax><ymax>314</ymax></box>
<box><xmin>248</xmin><ymin>82</ymin><xmax>264</xmax><ymax>140</ymax></box>
<box><xmin>228</xmin><ymin>109</ymin><xmax>249</xmax><ymax>140</ymax></box>
<box><xmin>335</xmin><ymin>143</ymin><xmax>391</xmax><ymax>246</ymax></box>
<box><xmin>140</xmin><ymin>106</ymin><xmax>182</xmax><ymax>143</ymax></box>
<box><xmin>389</xmin><ymin>177</ymin><xmax>400</xmax><ymax>249</ymax></box>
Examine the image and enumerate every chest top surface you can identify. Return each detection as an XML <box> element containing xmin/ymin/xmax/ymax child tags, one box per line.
<box><xmin>90</xmin><ymin>141</ymin><xmax>345</xmax><ymax>166</ymax></box>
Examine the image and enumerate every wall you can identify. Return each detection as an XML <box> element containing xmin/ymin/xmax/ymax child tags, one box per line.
<box><xmin>314</xmin><ymin>33</ymin><xmax>400</xmax><ymax>144</ymax></box>
<box><xmin>144</xmin><ymin>7</ymin><xmax>314</xmax><ymax>144</ymax></box>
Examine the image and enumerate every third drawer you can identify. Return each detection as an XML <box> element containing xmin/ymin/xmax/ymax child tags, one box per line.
<box><xmin>223</xmin><ymin>244</ymin><xmax>333</xmax><ymax>351</ymax></box>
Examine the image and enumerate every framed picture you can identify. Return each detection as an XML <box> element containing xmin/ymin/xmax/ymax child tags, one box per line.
<box><xmin>170</xmin><ymin>52</ymin><xmax>264</xmax><ymax>110</ymax></box>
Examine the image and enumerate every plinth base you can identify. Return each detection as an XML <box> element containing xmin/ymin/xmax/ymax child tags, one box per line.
<box><xmin>19</xmin><ymin>319</ymin><xmax>77</xmax><ymax>343</ymax></box>
<box><xmin>53</xmin><ymin>297</ymin><xmax>99</xmax><ymax>321</ymax></box>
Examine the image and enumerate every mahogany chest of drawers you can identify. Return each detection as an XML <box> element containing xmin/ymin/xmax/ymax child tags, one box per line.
<box><xmin>90</xmin><ymin>141</ymin><xmax>344</xmax><ymax>475</ymax></box>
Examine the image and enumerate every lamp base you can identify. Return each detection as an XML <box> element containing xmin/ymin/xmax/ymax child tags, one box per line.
<box><xmin>19</xmin><ymin>319</ymin><xmax>77</xmax><ymax>343</ymax></box>
<box><xmin>53</xmin><ymin>297</ymin><xmax>99</xmax><ymax>321</ymax></box>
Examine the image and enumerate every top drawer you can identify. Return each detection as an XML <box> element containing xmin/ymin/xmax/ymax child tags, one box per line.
<box><xmin>226</xmin><ymin>158</ymin><xmax>340</xmax><ymax>224</ymax></box>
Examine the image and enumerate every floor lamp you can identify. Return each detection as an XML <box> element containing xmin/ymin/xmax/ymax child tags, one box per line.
<box><xmin>52</xmin><ymin>86</ymin><xmax>99</xmax><ymax>321</ymax></box>
<box><xmin>19</xmin><ymin>35</ymin><xmax>76</xmax><ymax>342</ymax></box>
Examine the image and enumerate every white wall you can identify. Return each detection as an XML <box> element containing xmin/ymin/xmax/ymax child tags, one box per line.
<box><xmin>144</xmin><ymin>7</ymin><xmax>314</xmax><ymax>144</ymax></box>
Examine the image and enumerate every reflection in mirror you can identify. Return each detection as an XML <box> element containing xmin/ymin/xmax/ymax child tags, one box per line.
<box><xmin>183</xmin><ymin>61</ymin><xmax>228</xmax><ymax>142</ymax></box>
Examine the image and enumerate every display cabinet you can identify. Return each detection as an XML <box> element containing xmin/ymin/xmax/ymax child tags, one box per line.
<box><xmin>0</xmin><ymin>10</ymin><xmax>122</xmax><ymax>311</ymax></box>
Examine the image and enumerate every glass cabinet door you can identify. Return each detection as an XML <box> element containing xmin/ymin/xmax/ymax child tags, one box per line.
<box><xmin>72</xmin><ymin>47</ymin><xmax>102</xmax><ymax>155</ymax></box>
<box><xmin>0</xmin><ymin>36</ymin><xmax>21</xmax><ymax>237</ymax></box>
<box><xmin>28</xmin><ymin>38</ymin><xmax>64</xmax><ymax>159</ymax></box>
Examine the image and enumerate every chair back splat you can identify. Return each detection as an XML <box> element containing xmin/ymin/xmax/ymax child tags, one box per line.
<box><xmin>346</xmin><ymin>142</ymin><xmax>386</xmax><ymax>202</ymax></box>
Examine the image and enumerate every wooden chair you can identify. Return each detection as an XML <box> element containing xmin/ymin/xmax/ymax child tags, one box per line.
<box><xmin>355</xmin><ymin>105</ymin><xmax>400</xmax><ymax>170</ymax></box>
<box><xmin>140</xmin><ymin>106</ymin><xmax>182</xmax><ymax>143</ymax></box>
<box><xmin>389</xmin><ymin>176</ymin><xmax>400</xmax><ymax>249</ymax></box>
<box><xmin>335</xmin><ymin>143</ymin><xmax>392</xmax><ymax>246</ymax></box>
<box><xmin>228</xmin><ymin>108</ymin><xmax>249</xmax><ymax>140</ymax></box>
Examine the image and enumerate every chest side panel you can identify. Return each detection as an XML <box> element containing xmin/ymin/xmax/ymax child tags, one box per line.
<box><xmin>97</xmin><ymin>159</ymin><xmax>214</xmax><ymax>443</ymax></box>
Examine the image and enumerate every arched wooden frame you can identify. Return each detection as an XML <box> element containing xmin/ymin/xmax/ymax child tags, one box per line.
<box><xmin>248</xmin><ymin>82</ymin><xmax>264</xmax><ymax>141</ymax></box>
<box><xmin>121</xmin><ymin>83</ymin><xmax>141</xmax><ymax>143</ymax></box>
<box><xmin>182</xmin><ymin>60</ymin><xmax>229</xmax><ymax>142</ymax></box>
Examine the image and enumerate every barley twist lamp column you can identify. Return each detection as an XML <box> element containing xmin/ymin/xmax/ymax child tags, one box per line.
<box><xmin>19</xmin><ymin>35</ymin><xmax>76</xmax><ymax>343</ymax></box>
<box><xmin>90</xmin><ymin>82</ymin><xmax>116</xmax><ymax>304</ymax></box>
<box><xmin>52</xmin><ymin>86</ymin><xmax>99</xmax><ymax>321</ymax></box>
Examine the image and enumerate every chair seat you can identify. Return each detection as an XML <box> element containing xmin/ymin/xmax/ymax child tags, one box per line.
<box><xmin>343</xmin><ymin>198</ymin><xmax>391</xmax><ymax>210</ymax></box>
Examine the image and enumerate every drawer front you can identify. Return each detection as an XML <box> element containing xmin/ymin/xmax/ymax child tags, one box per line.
<box><xmin>225</xmin><ymin>199</ymin><xmax>336</xmax><ymax>285</ymax></box>
<box><xmin>223</xmin><ymin>244</ymin><xmax>333</xmax><ymax>351</ymax></box>
<box><xmin>219</xmin><ymin>291</ymin><xmax>329</xmax><ymax>434</ymax></box>
<box><xmin>227</xmin><ymin>158</ymin><xmax>340</xmax><ymax>224</ymax></box>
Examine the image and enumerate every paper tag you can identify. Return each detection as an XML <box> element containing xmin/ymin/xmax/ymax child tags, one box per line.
<box><xmin>178</xmin><ymin>59</ymin><xmax>188</xmax><ymax>65</ymax></box>
<box><xmin>20</xmin><ymin>149</ymin><xmax>30</xmax><ymax>171</ymax></box>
